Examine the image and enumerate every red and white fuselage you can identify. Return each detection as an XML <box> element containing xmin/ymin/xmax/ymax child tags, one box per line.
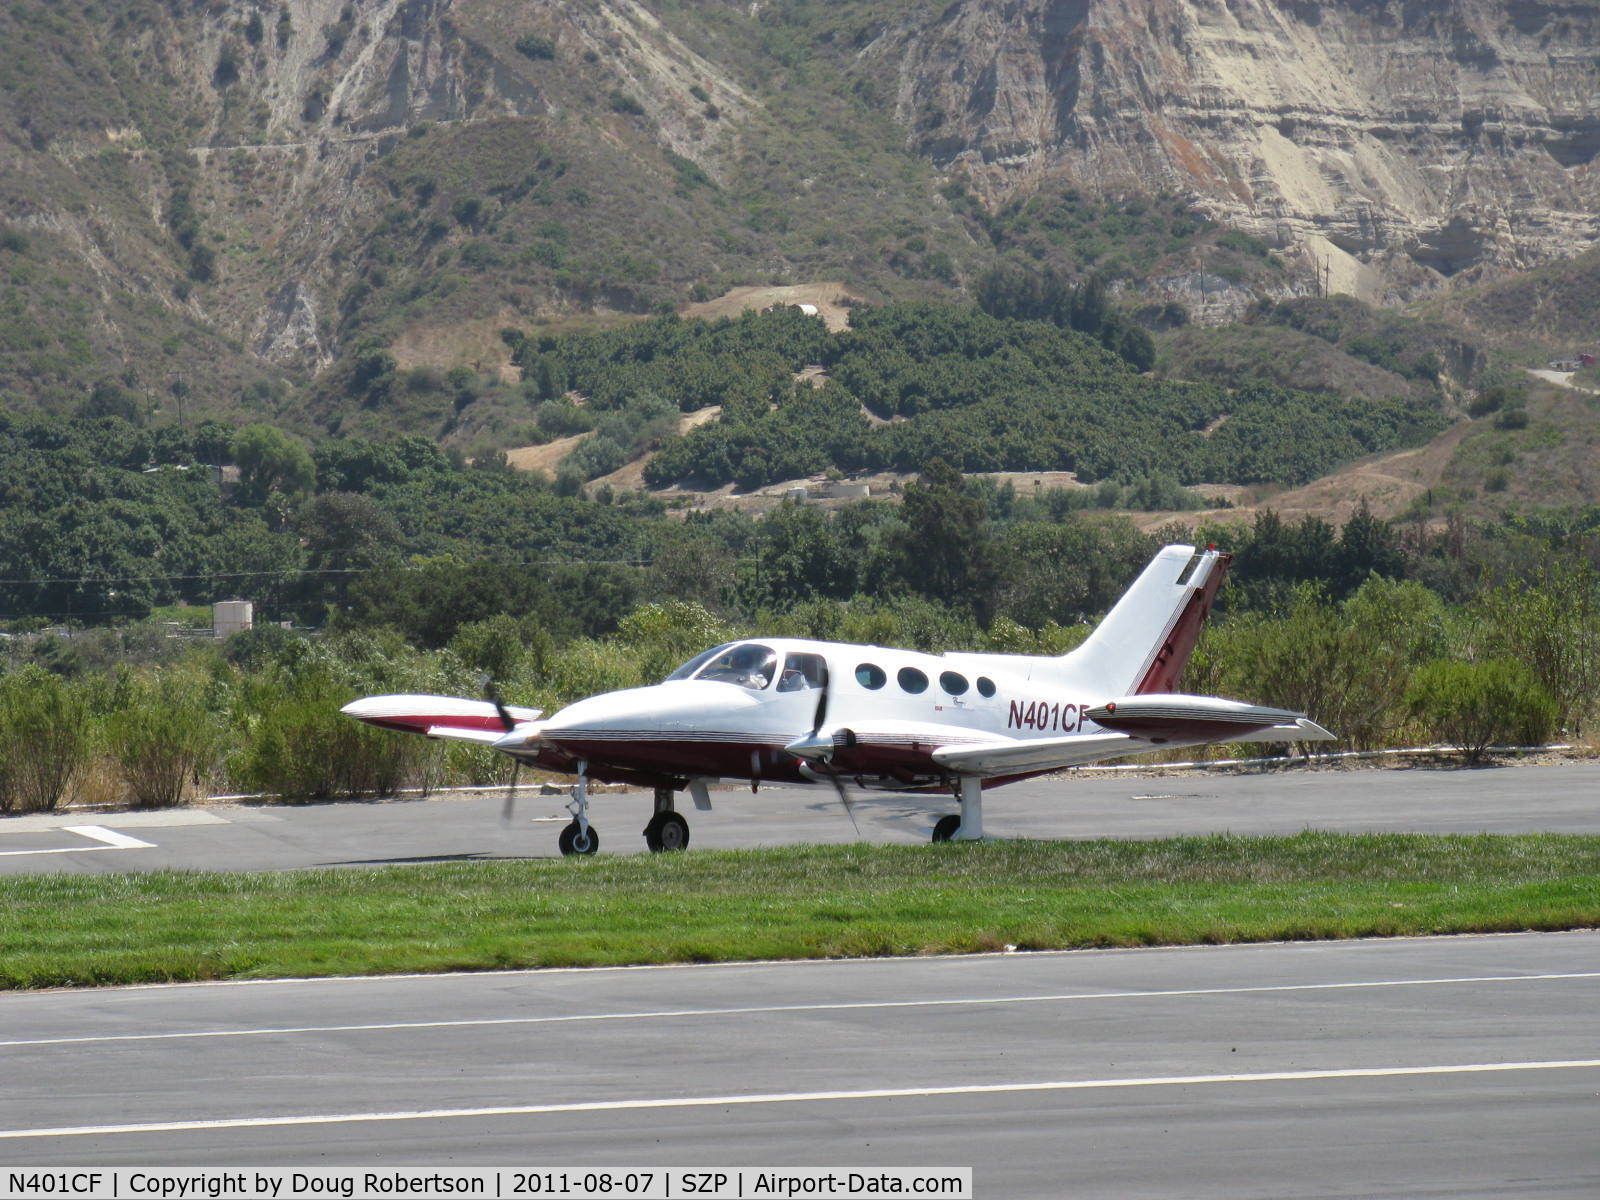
<box><xmin>342</xmin><ymin>545</ymin><xmax>1333</xmax><ymax>850</ymax></box>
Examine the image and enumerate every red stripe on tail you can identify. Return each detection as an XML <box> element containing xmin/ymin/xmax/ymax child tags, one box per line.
<box><xmin>1133</xmin><ymin>552</ymin><xmax>1231</xmax><ymax>695</ymax></box>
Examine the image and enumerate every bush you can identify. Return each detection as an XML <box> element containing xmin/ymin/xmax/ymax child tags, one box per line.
<box><xmin>229</xmin><ymin>666</ymin><xmax>436</xmax><ymax>801</ymax></box>
<box><xmin>1405</xmin><ymin>659</ymin><xmax>1557</xmax><ymax>761</ymax></box>
<box><xmin>110</xmin><ymin>673</ymin><xmax>222</xmax><ymax>808</ymax></box>
<box><xmin>609</xmin><ymin>91</ymin><xmax>646</xmax><ymax>117</ymax></box>
<box><xmin>515</xmin><ymin>33</ymin><xmax>556</xmax><ymax>60</ymax></box>
<box><xmin>0</xmin><ymin>667</ymin><xmax>95</xmax><ymax>813</ymax></box>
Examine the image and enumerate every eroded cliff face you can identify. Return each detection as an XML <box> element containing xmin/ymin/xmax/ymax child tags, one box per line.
<box><xmin>2</xmin><ymin>0</ymin><xmax>755</xmax><ymax>378</ymax></box>
<box><xmin>877</xmin><ymin>0</ymin><xmax>1600</xmax><ymax>298</ymax></box>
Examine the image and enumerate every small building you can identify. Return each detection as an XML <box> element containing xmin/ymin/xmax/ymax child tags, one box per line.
<box><xmin>813</xmin><ymin>480</ymin><xmax>871</xmax><ymax>500</ymax></box>
<box><xmin>213</xmin><ymin>599</ymin><xmax>254</xmax><ymax>637</ymax></box>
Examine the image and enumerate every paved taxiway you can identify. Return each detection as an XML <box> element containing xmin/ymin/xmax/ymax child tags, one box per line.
<box><xmin>3</xmin><ymin>759</ymin><xmax>1600</xmax><ymax>873</ymax></box>
<box><xmin>2</xmin><ymin>932</ymin><xmax>1597</xmax><ymax>1196</ymax></box>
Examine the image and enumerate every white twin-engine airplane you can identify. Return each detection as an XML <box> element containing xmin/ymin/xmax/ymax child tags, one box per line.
<box><xmin>343</xmin><ymin>544</ymin><xmax>1333</xmax><ymax>856</ymax></box>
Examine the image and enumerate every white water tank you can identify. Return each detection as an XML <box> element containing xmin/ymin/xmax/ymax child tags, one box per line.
<box><xmin>213</xmin><ymin>599</ymin><xmax>255</xmax><ymax>638</ymax></box>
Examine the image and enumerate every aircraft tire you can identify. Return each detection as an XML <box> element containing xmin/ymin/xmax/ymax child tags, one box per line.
<box><xmin>931</xmin><ymin>814</ymin><xmax>962</xmax><ymax>843</ymax></box>
<box><xmin>644</xmin><ymin>811</ymin><xmax>690</xmax><ymax>853</ymax></box>
<box><xmin>559</xmin><ymin>820</ymin><xmax>599</xmax><ymax>857</ymax></box>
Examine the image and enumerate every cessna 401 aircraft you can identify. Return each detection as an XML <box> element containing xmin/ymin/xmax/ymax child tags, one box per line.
<box><xmin>343</xmin><ymin>544</ymin><xmax>1333</xmax><ymax>855</ymax></box>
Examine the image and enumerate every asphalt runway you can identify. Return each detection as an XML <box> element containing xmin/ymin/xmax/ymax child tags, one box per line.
<box><xmin>2</xmin><ymin>932</ymin><xmax>1597</xmax><ymax>1196</ymax></box>
<box><xmin>3</xmin><ymin>759</ymin><xmax>1600</xmax><ymax>874</ymax></box>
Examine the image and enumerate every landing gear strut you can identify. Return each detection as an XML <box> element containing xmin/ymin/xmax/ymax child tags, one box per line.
<box><xmin>932</xmin><ymin>776</ymin><xmax>985</xmax><ymax>843</ymax></box>
<box><xmin>559</xmin><ymin>762</ymin><xmax>598</xmax><ymax>856</ymax></box>
<box><xmin>643</xmin><ymin>786</ymin><xmax>689</xmax><ymax>852</ymax></box>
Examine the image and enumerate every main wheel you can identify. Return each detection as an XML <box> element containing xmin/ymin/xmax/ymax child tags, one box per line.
<box><xmin>558</xmin><ymin>820</ymin><xmax>599</xmax><ymax>857</ymax></box>
<box><xmin>931</xmin><ymin>814</ymin><xmax>962</xmax><ymax>843</ymax></box>
<box><xmin>644</xmin><ymin>811</ymin><xmax>690</xmax><ymax>853</ymax></box>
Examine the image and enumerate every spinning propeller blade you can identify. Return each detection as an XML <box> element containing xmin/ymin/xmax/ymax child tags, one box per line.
<box><xmin>500</xmin><ymin>761</ymin><xmax>520</xmax><ymax>828</ymax></box>
<box><xmin>808</xmin><ymin>664</ymin><xmax>859</xmax><ymax>837</ymax></box>
<box><xmin>480</xmin><ymin>673</ymin><xmax>521</xmax><ymax>826</ymax></box>
<box><xmin>478</xmin><ymin>672</ymin><xmax>517</xmax><ymax>733</ymax></box>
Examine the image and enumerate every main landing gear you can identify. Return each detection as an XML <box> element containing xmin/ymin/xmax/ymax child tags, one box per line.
<box><xmin>643</xmin><ymin>786</ymin><xmax>689</xmax><ymax>852</ymax></box>
<box><xmin>931</xmin><ymin>776</ymin><xmax>986</xmax><ymax>843</ymax></box>
<box><xmin>558</xmin><ymin>762</ymin><xmax>598</xmax><ymax>857</ymax></box>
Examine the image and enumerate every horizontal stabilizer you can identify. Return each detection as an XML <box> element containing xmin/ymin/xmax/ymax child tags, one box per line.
<box><xmin>1086</xmin><ymin>694</ymin><xmax>1332</xmax><ymax>743</ymax></box>
<box><xmin>1232</xmin><ymin>718</ymin><xmax>1336</xmax><ymax>743</ymax></box>
<box><xmin>340</xmin><ymin>694</ymin><xmax>543</xmax><ymax>743</ymax></box>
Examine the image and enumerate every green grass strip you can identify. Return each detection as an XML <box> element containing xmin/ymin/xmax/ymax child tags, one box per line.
<box><xmin>2</xmin><ymin>833</ymin><xmax>1597</xmax><ymax>990</ymax></box>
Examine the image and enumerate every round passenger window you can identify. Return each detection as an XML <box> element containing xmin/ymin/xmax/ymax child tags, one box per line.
<box><xmin>976</xmin><ymin>676</ymin><xmax>996</xmax><ymax>698</ymax></box>
<box><xmin>897</xmin><ymin>667</ymin><xmax>929</xmax><ymax>694</ymax></box>
<box><xmin>856</xmin><ymin>663</ymin><xmax>886</xmax><ymax>690</ymax></box>
<box><xmin>939</xmin><ymin>671</ymin><xmax>969</xmax><ymax>696</ymax></box>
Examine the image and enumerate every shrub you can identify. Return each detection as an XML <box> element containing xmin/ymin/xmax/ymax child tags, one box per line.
<box><xmin>609</xmin><ymin>90</ymin><xmax>646</xmax><ymax>117</ymax></box>
<box><xmin>1405</xmin><ymin>659</ymin><xmax>1557</xmax><ymax>761</ymax></box>
<box><xmin>515</xmin><ymin>33</ymin><xmax>556</xmax><ymax>60</ymax></box>
<box><xmin>229</xmin><ymin>666</ymin><xmax>436</xmax><ymax>801</ymax></box>
<box><xmin>110</xmin><ymin>674</ymin><xmax>222</xmax><ymax>808</ymax></box>
<box><xmin>0</xmin><ymin>667</ymin><xmax>95</xmax><ymax>813</ymax></box>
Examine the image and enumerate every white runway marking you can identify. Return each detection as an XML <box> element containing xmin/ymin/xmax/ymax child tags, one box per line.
<box><xmin>5</xmin><ymin>971</ymin><xmax>1595</xmax><ymax>1049</ymax></box>
<box><xmin>4</xmin><ymin>1059</ymin><xmax>1598</xmax><ymax>1141</ymax></box>
<box><xmin>0</xmin><ymin>825</ymin><xmax>155</xmax><ymax>857</ymax></box>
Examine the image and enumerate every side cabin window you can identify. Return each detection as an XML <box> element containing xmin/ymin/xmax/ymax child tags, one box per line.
<box><xmin>856</xmin><ymin>663</ymin><xmax>887</xmax><ymax>689</ymax></box>
<box><xmin>778</xmin><ymin>652</ymin><xmax>828</xmax><ymax>692</ymax></box>
<box><xmin>694</xmin><ymin>643</ymin><xmax>778</xmax><ymax>691</ymax></box>
<box><xmin>897</xmin><ymin>666</ymin><xmax>929</xmax><ymax>694</ymax></box>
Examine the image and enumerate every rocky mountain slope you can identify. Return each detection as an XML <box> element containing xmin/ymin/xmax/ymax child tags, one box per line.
<box><xmin>1</xmin><ymin>0</ymin><xmax>1598</xmax><ymax>438</ymax></box>
<box><xmin>881</xmin><ymin>0</ymin><xmax>1600</xmax><ymax>301</ymax></box>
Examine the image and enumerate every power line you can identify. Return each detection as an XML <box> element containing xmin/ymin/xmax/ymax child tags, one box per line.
<box><xmin>0</xmin><ymin>559</ymin><xmax>655</xmax><ymax>587</ymax></box>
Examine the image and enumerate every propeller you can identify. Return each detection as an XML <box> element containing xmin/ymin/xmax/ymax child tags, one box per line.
<box><xmin>479</xmin><ymin>673</ymin><xmax>522</xmax><ymax>827</ymax></box>
<box><xmin>808</xmin><ymin>666</ymin><xmax>860</xmax><ymax>837</ymax></box>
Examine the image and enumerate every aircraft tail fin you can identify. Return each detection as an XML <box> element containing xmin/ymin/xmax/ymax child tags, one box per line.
<box><xmin>1056</xmin><ymin>544</ymin><xmax>1230</xmax><ymax>696</ymax></box>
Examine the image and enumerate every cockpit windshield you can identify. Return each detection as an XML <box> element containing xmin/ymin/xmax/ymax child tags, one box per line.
<box><xmin>664</xmin><ymin>642</ymin><xmax>737</xmax><ymax>682</ymax></box>
<box><xmin>692</xmin><ymin>643</ymin><xmax>779</xmax><ymax>691</ymax></box>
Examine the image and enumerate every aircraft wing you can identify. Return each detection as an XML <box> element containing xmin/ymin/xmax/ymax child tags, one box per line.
<box><xmin>419</xmin><ymin>725</ymin><xmax>519</xmax><ymax>745</ymax></box>
<box><xmin>929</xmin><ymin>698</ymin><xmax>1335</xmax><ymax>776</ymax></box>
<box><xmin>931</xmin><ymin>733</ymin><xmax>1153</xmax><ymax>775</ymax></box>
<box><xmin>341</xmin><ymin>694</ymin><xmax>543</xmax><ymax>745</ymax></box>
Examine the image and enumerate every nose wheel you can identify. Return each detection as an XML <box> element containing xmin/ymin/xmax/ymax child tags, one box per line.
<box><xmin>558</xmin><ymin>763</ymin><xmax>598</xmax><ymax>857</ymax></box>
<box><xmin>558</xmin><ymin>820</ymin><xmax>599</xmax><ymax>856</ymax></box>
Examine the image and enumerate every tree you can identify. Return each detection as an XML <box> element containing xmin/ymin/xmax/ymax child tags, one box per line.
<box><xmin>751</xmin><ymin>501</ymin><xmax>856</xmax><ymax>608</ymax></box>
<box><xmin>892</xmin><ymin>459</ymin><xmax>999</xmax><ymax>623</ymax></box>
<box><xmin>232</xmin><ymin>424</ymin><xmax>315</xmax><ymax>504</ymax></box>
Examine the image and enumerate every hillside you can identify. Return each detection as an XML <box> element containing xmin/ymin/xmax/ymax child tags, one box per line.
<box><xmin>1427</xmin><ymin>245</ymin><xmax>1600</xmax><ymax>356</ymax></box>
<box><xmin>3</xmin><ymin>0</ymin><xmax>1600</xmax><ymax>523</ymax></box>
<box><xmin>5</xmin><ymin>5</ymin><xmax>1600</xmax><ymax>399</ymax></box>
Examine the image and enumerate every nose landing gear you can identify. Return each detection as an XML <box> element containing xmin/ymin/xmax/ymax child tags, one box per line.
<box><xmin>558</xmin><ymin>762</ymin><xmax>599</xmax><ymax>857</ymax></box>
<box><xmin>643</xmin><ymin>786</ymin><xmax>690</xmax><ymax>852</ymax></box>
